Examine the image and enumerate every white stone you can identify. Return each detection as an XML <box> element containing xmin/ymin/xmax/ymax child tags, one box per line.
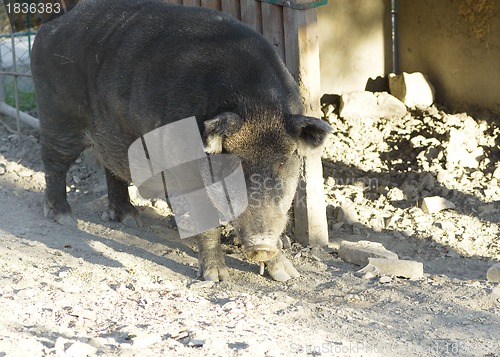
<box><xmin>358</xmin><ymin>258</ymin><xmax>424</xmax><ymax>280</ymax></box>
<box><xmin>131</xmin><ymin>333</ymin><xmax>162</xmax><ymax>349</ymax></box>
<box><xmin>339</xmin><ymin>91</ymin><xmax>406</xmax><ymax>120</ymax></box>
<box><xmin>421</xmin><ymin>196</ymin><xmax>456</xmax><ymax>214</ymax></box>
<box><xmin>338</xmin><ymin>240</ymin><xmax>398</xmax><ymax>266</ymax></box>
<box><xmin>389</xmin><ymin>72</ymin><xmax>434</xmax><ymax>108</ymax></box>
<box><xmin>65</xmin><ymin>341</ymin><xmax>98</xmax><ymax>357</ymax></box>
<box><xmin>486</xmin><ymin>263</ymin><xmax>500</xmax><ymax>282</ymax></box>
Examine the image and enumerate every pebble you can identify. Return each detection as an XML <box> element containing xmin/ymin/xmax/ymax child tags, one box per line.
<box><xmin>491</xmin><ymin>286</ymin><xmax>500</xmax><ymax>298</ymax></box>
<box><xmin>336</xmin><ymin>202</ymin><xmax>359</xmax><ymax>224</ymax></box>
<box><xmin>17</xmin><ymin>170</ymin><xmax>33</xmax><ymax>178</ymax></box>
<box><xmin>421</xmin><ymin>196</ymin><xmax>455</xmax><ymax>214</ymax></box>
<box><xmin>65</xmin><ymin>341</ymin><xmax>97</xmax><ymax>357</ymax></box>
<box><xmin>101</xmin><ymin>211</ymin><xmax>110</xmax><ymax>222</ymax></box>
<box><xmin>0</xmin><ymin>164</ymin><xmax>5</xmax><ymax>175</ymax></box>
<box><xmin>379</xmin><ymin>276</ymin><xmax>393</xmax><ymax>284</ymax></box>
<box><xmin>131</xmin><ymin>333</ymin><xmax>162</xmax><ymax>349</ymax></box>
<box><xmin>16</xmin><ymin>288</ymin><xmax>37</xmax><ymax>298</ymax></box>
<box><xmin>486</xmin><ymin>263</ymin><xmax>500</xmax><ymax>283</ymax></box>
<box><xmin>186</xmin><ymin>339</ymin><xmax>205</xmax><ymax>347</ymax></box>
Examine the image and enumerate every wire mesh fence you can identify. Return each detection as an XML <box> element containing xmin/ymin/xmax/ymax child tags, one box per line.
<box><xmin>0</xmin><ymin>0</ymin><xmax>40</xmax><ymax>144</ymax></box>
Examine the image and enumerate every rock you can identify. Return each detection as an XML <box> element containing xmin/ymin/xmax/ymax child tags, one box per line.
<box><xmin>379</xmin><ymin>275</ymin><xmax>393</xmax><ymax>284</ymax></box>
<box><xmin>65</xmin><ymin>341</ymin><xmax>98</xmax><ymax>357</ymax></box>
<box><xmin>131</xmin><ymin>333</ymin><xmax>162</xmax><ymax>349</ymax></box>
<box><xmin>186</xmin><ymin>339</ymin><xmax>205</xmax><ymax>347</ymax></box>
<box><xmin>486</xmin><ymin>263</ymin><xmax>500</xmax><ymax>282</ymax></box>
<box><xmin>336</xmin><ymin>202</ymin><xmax>359</xmax><ymax>224</ymax></box>
<box><xmin>339</xmin><ymin>91</ymin><xmax>406</xmax><ymax>120</ymax></box>
<box><xmin>478</xmin><ymin>204</ymin><xmax>495</xmax><ymax>216</ymax></box>
<box><xmin>101</xmin><ymin>211</ymin><xmax>110</xmax><ymax>222</ymax></box>
<box><xmin>358</xmin><ymin>258</ymin><xmax>424</xmax><ymax>280</ymax></box>
<box><xmin>375</xmin><ymin>92</ymin><xmax>407</xmax><ymax>119</ymax></box>
<box><xmin>421</xmin><ymin>196</ymin><xmax>456</xmax><ymax>214</ymax></box>
<box><xmin>386</xmin><ymin>187</ymin><xmax>405</xmax><ymax>201</ymax></box>
<box><xmin>400</xmin><ymin>181</ymin><xmax>418</xmax><ymax>200</ymax></box>
<box><xmin>492</xmin><ymin>166</ymin><xmax>500</xmax><ymax>180</ymax></box>
<box><xmin>17</xmin><ymin>169</ymin><xmax>33</xmax><ymax>178</ymax></box>
<box><xmin>446</xmin><ymin>128</ymin><xmax>479</xmax><ymax>169</ymax></box>
<box><xmin>492</xmin><ymin>285</ymin><xmax>500</xmax><ymax>298</ymax></box>
<box><xmin>388</xmin><ymin>72</ymin><xmax>434</xmax><ymax>108</ymax></box>
<box><xmin>338</xmin><ymin>240</ymin><xmax>398</xmax><ymax>266</ymax></box>
<box><xmin>339</xmin><ymin>91</ymin><xmax>377</xmax><ymax>120</ymax></box>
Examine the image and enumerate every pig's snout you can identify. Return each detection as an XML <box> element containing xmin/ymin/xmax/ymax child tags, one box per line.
<box><xmin>244</xmin><ymin>244</ymin><xmax>279</xmax><ymax>262</ymax></box>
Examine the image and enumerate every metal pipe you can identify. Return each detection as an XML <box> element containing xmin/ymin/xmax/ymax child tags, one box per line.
<box><xmin>391</xmin><ymin>0</ymin><xmax>399</xmax><ymax>74</ymax></box>
<box><xmin>0</xmin><ymin>102</ymin><xmax>39</xmax><ymax>129</ymax></box>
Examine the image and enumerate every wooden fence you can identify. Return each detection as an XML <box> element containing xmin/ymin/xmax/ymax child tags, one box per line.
<box><xmin>163</xmin><ymin>0</ymin><xmax>329</xmax><ymax>247</ymax></box>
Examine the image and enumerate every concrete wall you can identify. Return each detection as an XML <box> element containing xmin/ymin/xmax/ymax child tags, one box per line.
<box><xmin>317</xmin><ymin>0</ymin><xmax>392</xmax><ymax>95</ymax></box>
<box><xmin>317</xmin><ymin>0</ymin><xmax>500</xmax><ymax>114</ymax></box>
<box><xmin>397</xmin><ymin>0</ymin><xmax>500</xmax><ymax>113</ymax></box>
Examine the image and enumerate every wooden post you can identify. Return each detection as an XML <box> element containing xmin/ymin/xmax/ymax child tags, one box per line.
<box><xmin>183</xmin><ymin>0</ymin><xmax>201</xmax><ymax>6</ymax></box>
<box><xmin>241</xmin><ymin>0</ymin><xmax>263</xmax><ymax>33</ymax></box>
<box><xmin>181</xmin><ymin>0</ymin><xmax>329</xmax><ymax>247</ymax></box>
<box><xmin>201</xmin><ymin>0</ymin><xmax>221</xmax><ymax>9</ymax></box>
<box><xmin>221</xmin><ymin>0</ymin><xmax>242</xmax><ymax>19</ymax></box>
<box><xmin>261</xmin><ymin>2</ymin><xmax>286</xmax><ymax>61</ymax></box>
<box><xmin>283</xmin><ymin>4</ymin><xmax>328</xmax><ymax>247</ymax></box>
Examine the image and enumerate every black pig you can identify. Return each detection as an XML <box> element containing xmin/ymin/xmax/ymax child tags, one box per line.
<box><xmin>31</xmin><ymin>0</ymin><xmax>331</xmax><ymax>282</ymax></box>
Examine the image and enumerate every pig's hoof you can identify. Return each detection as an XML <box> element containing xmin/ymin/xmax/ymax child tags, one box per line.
<box><xmin>265</xmin><ymin>253</ymin><xmax>300</xmax><ymax>282</ymax></box>
<box><xmin>109</xmin><ymin>207</ymin><xmax>141</xmax><ymax>228</ymax></box>
<box><xmin>199</xmin><ymin>262</ymin><xmax>230</xmax><ymax>282</ymax></box>
<box><xmin>120</xmin><ymin>214</ymin><xmax>141</xmax><ymax>228</ymax></box>
<box><xmin>44</xmin><ymin>203</ymin><xmax>77</xmax><ymax>227</ymax></box>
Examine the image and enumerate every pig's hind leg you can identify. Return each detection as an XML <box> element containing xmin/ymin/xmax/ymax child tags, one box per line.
<box><xmin>105</xmin><ymin>169</ymin><xmax>140</xmax><ymax>228</ymax></box>
<box><xmin>41</xmin><ymin>133</ymin><xmax>84</xmax><ymax>226</ymax></box>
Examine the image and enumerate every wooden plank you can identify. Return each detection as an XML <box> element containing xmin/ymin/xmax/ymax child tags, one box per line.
<box><xmin>201</xmin><ymin>0</ymin><xmax>222</xmax><ymax>9</ymax></box>
<box><xmin>183</xmin><ymin>0</ymin><xmax>201</xmax><ymax>6</ymax></box>
<box><xmin>164</xmin><ymin>0</ymin><xmax>182</xmax><ymax>4</ymax></box>
<box><xmin>284</xmin><ymin>8</ymin><xmax>327</xmax><ymax>247</ymax></box>
<box><xmin>221</xmin><ymin>0</ymin><xmax>241</xmax><ymax>19</ymax></box>
<box><xmin>240</xmin><ymin>0</ymin><xmax>263</xmax><ymax>33</ymax></box>
<box><xmin>261</xmin><ymin>2</ymin><xmax>285</xmax><ymax>61</ymax></box>
<box><xmin>258</xmin><ymin>0</ymin><xmax>328</xmax><ymax>10</ymax></box>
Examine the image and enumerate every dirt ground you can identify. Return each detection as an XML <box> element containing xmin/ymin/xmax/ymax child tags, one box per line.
<box><xmin>0</xmin><ymin>103</ymin><xmax>499</xmax><ymax>356</ymax></box>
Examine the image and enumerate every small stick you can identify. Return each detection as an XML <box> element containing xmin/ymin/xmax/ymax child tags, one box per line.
<box><xmin>259</xmin><ymin>262</ymin><xmax>265</xmax><ymax>275</ymax></box>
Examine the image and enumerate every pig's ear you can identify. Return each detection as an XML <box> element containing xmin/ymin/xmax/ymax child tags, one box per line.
<box><xmin>286</xmin><ymin>115</ymin><xmax>332</xmax><ymax>150</ymax></box>
<box><xmin>204</xmin><ymin>112</ymin><xmax>243</xmax><ymax>153</ymax></box>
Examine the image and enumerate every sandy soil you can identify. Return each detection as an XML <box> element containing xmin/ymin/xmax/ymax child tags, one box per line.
<box><xmin>0</xmin><ymin>105</ymin><xmax>499</xmax><ymax>357</ymax></box>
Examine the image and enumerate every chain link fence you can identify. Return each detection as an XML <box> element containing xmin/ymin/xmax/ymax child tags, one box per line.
<box><xmin>0</xmin><ymin>0</ymin><xmax>40</xmax><ymax>142</ymax></box>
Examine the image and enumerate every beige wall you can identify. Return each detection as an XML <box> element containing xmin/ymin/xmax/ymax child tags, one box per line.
<box><xmin>317</xmin><ymin>0</ymin><xmax>392</xmax><ymax>95</ymax></box>
<box><xmin>397</xmin><ymin>0</ymin><xmax>500</xmax><ymax>113</ymax></box>
<box><xmin>317</xmin><ymin>0</ymin><xmax>500</xmax><ymax>114</ymax></box>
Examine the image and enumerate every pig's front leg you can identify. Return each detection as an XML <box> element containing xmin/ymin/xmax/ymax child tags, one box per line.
<box><xmin>265</xmin><ymin>251</ymin><xmax>300</xmax><ymax>282</ymax></box>
<box><xmin>197</xmin><ymin>228</ymin><xmax>229</xmax><ymax>282</ymax></box>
